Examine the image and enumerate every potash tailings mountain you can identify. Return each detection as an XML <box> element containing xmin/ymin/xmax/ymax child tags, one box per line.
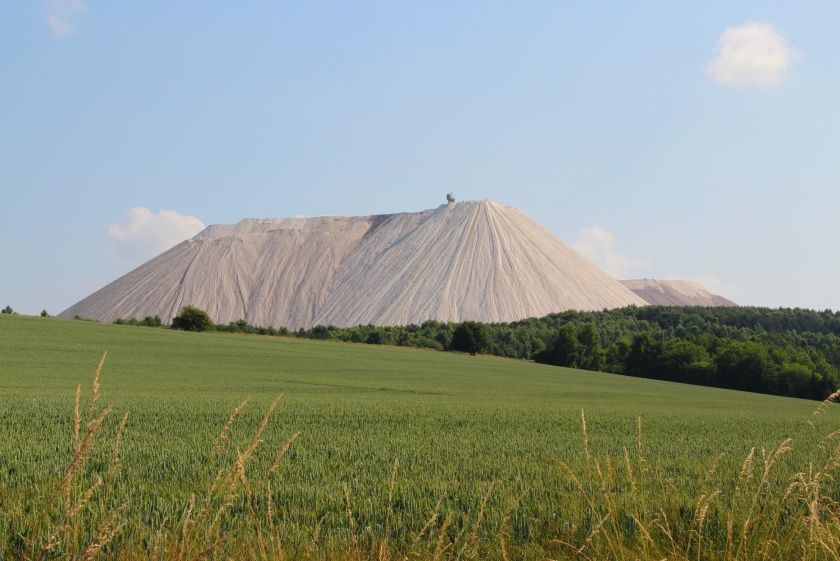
<box><xmin>61</xmin><ymin>200</ymin><xmax>734</xmax><ymax>328</ymax></box>
<box><xmin>620</xmin><ymin>279</ymin><xmax>736</xmax><ymax>307</ymax></box>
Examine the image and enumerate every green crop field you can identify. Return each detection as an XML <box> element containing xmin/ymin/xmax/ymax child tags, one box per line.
<box><xmin>1</xmin><ymin>314</ymin><xmax>838</xmax><ymax>560</ymax></box>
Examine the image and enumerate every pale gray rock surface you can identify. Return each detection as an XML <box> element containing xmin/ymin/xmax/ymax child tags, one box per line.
<box><xmin>620</xmin><ymin>279</ymin><xmax>736</xmax><ymax>307</ymax></box>
<box><xmin>61</xmin><ymin>200</ymin><xmax>648</xmax><ymax>328</ymax></box>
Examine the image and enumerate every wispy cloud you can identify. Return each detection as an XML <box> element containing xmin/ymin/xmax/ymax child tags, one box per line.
<box><xmin>706</xmin><ymin>22</ymin><xmax>796</xmax><ymax>89</ymax></box>
<box><xmin>571</xmin><ymin>226</ymin><xmax>650</xmax><ymax>278</ymax></box>
<box><xmin>45</xmin><ymin>0</ymin><xmax>89</xmax><ymax>38</ymax></box>
<box><xmin>108</xmin><ymin>207</ymin><xmax>205</xmax><ymax>262</ymax></box>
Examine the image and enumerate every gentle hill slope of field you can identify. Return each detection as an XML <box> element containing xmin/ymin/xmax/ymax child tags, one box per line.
<box><xmin>1</xmin><ymin>314</ymin><xmax>835</xmax><ymax>559</ymax></box>
<box><xmin>621</xmin><ymin>278</ymin><xmax>736</xmax><ymax>306</ymax></box>
<box><xmin>0</xmin><ymin>314</ymin><xmax>804</xmax><ymax>411</ymax></box>
<box><xmin>60</xmin><ymin>200</ymin><xmax>646</xmax><ymax>327</ymax></box>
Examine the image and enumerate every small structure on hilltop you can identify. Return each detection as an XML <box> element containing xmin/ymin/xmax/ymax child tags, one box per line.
<box><xmin>446</xmin><ymin>193</ymin><xmax>456</xmax><ymax>205</ymax></box>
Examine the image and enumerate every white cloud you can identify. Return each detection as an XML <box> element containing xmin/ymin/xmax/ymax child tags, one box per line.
<box><xmin>45</xmin><ymin>0</ymin><xmax>88</xmax><ymax>38</ymax></box>
<box><xmin>571</xmin><ymin>226</ymin><xmax>650</xmax><ymax>278</ymax></box>
<box><xmin>706</xmin><ymin>22</ymin><xmax>795</xmax><ymax>89</ymax></box>
<box><xmin>665</xmin><ymin>273</ymin><xmax>740</xmax><ymax>301</ymax></box>
<box><xmin>108</xmin><ymin>207</ymin><xmax>205</xmax><ymax>262</ymax></box>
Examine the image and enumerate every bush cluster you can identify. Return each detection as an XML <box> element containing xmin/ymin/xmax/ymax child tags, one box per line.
<box><xmin>114</xmin><ymin>315</ymin><xmax>162</xmax><ymax>327</ymax></box>
<box><xmin>171</xmin><ymin>306</ymin><xmax>213</xmax><ymax>332</ymax></box>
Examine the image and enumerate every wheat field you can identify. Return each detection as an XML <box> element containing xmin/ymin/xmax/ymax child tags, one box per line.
<box><xmin>2</xmin><ymin>314</ymin><xmax>839</xmax><ymax>559</ymax></box>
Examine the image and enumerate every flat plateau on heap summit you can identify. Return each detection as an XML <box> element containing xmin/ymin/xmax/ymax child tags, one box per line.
<box><xmin>61</xmin><ymin>200</ymin><xmax>646</xmax><ymax>328</ymax></box>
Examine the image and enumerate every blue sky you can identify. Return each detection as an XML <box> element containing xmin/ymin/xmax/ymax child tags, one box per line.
<box><xmin>2</xmin><ymin>1</ymin><xmax>838</xmax><ymax>315</ymax></box>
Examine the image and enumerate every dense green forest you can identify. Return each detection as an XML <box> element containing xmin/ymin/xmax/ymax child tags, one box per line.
<box><xmin>112</xmin><ymin>306</ymin><xmax>840</xmax><ymax>401</ymax></box>
<box><xmin>283</xmin><ymin>307</ymin><xmax>840</xmax><ymax>400</ymax></box>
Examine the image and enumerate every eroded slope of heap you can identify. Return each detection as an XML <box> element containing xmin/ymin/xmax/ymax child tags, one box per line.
<box><xmin>621</xmin><ymin>279</ymin><xmax>736</xmax><ymax>307</ymax></box>
<box><xmin>61</xmin><ymin>201</ymin><xmax>647</xmax><ymax>328</ymax></box>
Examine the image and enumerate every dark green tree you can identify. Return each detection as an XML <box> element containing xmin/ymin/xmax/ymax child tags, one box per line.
<box><xmin>366</xmin><ymin>330</ymin><xmax>385</xmax><ymax>344</ymax></box>
<box><xmin>660</xmin><ymin>340</ymin><xmax>714</xmax><ymax>385</ymax></box>
<box><xmin>40</xmin><ymin>310</ymin><xmax>49</xmax><ymax>317</ymax></box>
<box><xmin>171</xmin><ymin>306</ymin><xmax>213</xmax><ymax>332</ymax></box>
<box><xmin>606</xmin><ymin>338</ymin><xmax>632</xmax><ymax>373</ymax></box>
<box><xmin>778</xmin><ymin>362</ymin><xmax>814</xmax><ymax>399</ymax></box>
<box><xmin>626</xmin><ymin>333</ymin><xmax>664</xmax><ymax>379</ymax></box>
<box><xmin>309</xmin><ymin>325</ymin><xmax>332</xmax><ymax>340</ymax></box>
<box><xmin>451</xmin><ymin>321</ymin><xmax>491</xmax><ymax>355</ymax></box>
<box><xmin>1</xmin><ymin>306</ymin><xmax>13</xmax><ymax>314</ymax></box>
<box><xmin>549</xmin><ymin>324</ymin><xmax>581</xmax><ymax>367</ymax></box>
<box><xmin>714</xmin><ymin>340</ymin><xmax>773</xmax><ymax>392</ymax></box>
<box><xmin>576</xmin><ymin>324</ymin><xmax>605</xmax><ymax>371</ymax></box>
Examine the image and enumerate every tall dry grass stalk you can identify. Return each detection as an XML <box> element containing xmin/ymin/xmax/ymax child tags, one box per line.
<box><xmin>73</xmin><ymin>383</ymin><xmax>81</xmax><ymax>446</ymax></box>
<box><xmin>269</xmin><ymin>431</ymin><xmax>301</xmax><ymax>474</ymax></box>
<box><xmin>13</xmin><ymin>356</ymin><xmax>840</xmax><ymax>560</ymax></box>
<box><xmin>14</xmin><ymin>355</ymin><xmax>526</xmax><ymax>561</ymax></box>
<box><xmin>580</xmin><ymin>408</ymin><xmax>591</xmax><ymax>466</ymax></box>
<box><xmin>108</xmin><ymin>412</ymin><xmax>129</xmax><ymax>478</ymax></box>
<box><xmin>215</xmin><ymin>398</ymin><xmax>248</xmax><ymax>452</ymax></box>
<box><xmin>547</xmin><ymin>403</ymin><xmax>840</xmax><ymax>561</ymax></box>
<box><xmin>26</xmin><ymin>352</ymin><xmax>126</xmax><ymax>561</ymax></box>
<box><xmin>86</xmin><ymin>351</ymin><xmax>106</xmax><ymax>420</ymax></box>
<box><xmin>813</xmin><ymin>389</ymin><xmax>840</xmax><ymax>419</ymax></box>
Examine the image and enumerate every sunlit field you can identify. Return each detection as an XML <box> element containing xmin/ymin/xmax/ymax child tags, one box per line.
<box><xmin>1</xmin><ymin>314</ymin><xmax>838</xmax><ymax>560</ymax></box>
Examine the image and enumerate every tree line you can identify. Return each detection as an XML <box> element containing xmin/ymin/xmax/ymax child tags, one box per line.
<box><xmin>105</xmin><ymin>305</ymin><xmax>840</xmax><ymax>401</ymax></box>
<box><xmin>289</xmin><ymin>308</ymin><xmax>840</xmax><ymax>400</ymax></box>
